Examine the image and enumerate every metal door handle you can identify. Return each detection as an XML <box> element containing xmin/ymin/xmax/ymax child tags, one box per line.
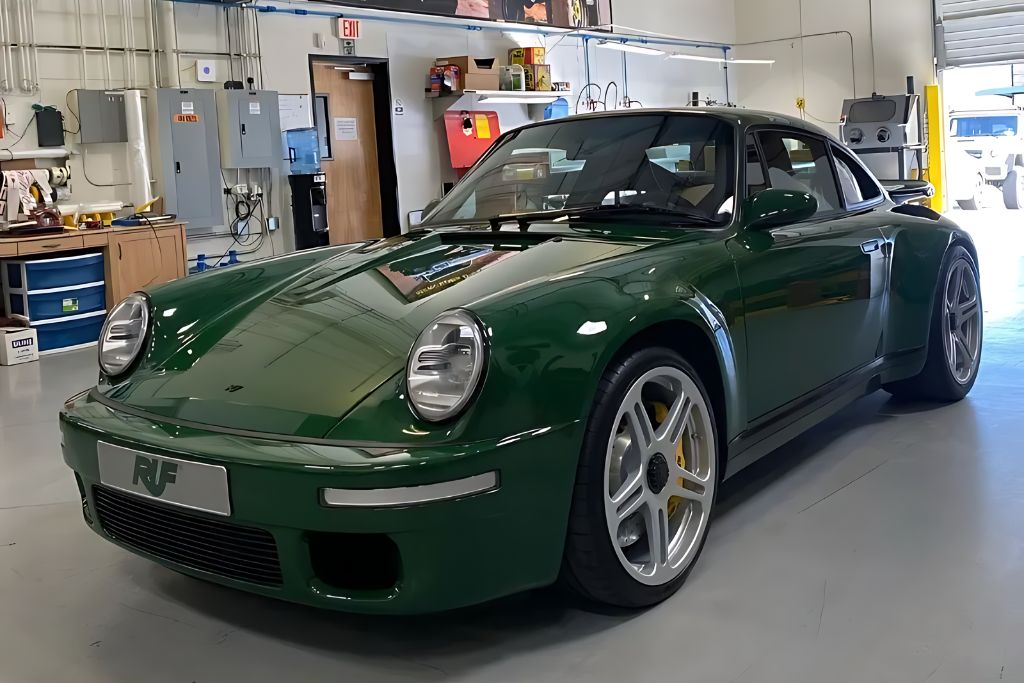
<box><xmin>861</xmin><ymin>239</ymin><xmax>882</xmax><ymax>254</ymax></box>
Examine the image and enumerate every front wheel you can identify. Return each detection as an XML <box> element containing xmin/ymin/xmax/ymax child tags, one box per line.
<box><xmin>957</xmin><ymin>174</ymin><xmax>985</xmax><ymax>210</ymax></box>
<box><xmin>885</xmin><ymin>246</ymin><xmax>982</xmax><ymax>401</ymax></box>
<box><xmin>1004</xmin><ymin>166</ymin><xmax>1024</xmax><ymax>209</ymax></box>
<box><xmin>562</xmin><ymin>348</ymin><xmax>719</xmax><ymax>608</ymax></box>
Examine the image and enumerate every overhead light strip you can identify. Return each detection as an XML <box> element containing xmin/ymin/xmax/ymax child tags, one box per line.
<box><xmin>594</xmin><ymin>40</ymin><xmax>666</xmax><ymax>56</ymax></box>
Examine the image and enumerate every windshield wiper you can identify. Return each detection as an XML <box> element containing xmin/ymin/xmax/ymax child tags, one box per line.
<box><xmin>486</xmin><ymin>205</ymin><xmax>721</xmax><ymax>232</ymax></box>
<box><xmin>573</xmin><ymin>204</ymin><xmax>723</xmax><ymax>226</ymax></box>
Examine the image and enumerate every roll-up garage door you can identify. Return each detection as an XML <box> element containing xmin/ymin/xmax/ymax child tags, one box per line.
<box><xmin>938</xmin><ymin>1</ymin><xmax>1024</xmax><ymax>67</ymax></box>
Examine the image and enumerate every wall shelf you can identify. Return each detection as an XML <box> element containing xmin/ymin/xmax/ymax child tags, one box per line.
<box><xmin>429</xmin><ymin>90</ymin><xmax>571</xmax><ymax>119</ymax></box>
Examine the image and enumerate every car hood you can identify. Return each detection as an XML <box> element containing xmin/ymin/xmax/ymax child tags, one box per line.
<box><xmin>100</xmin><ymin>227</ymin><xmax>654</xmax><ymax>438</ymax></box>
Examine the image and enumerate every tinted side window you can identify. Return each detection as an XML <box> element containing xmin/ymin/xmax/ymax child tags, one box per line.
<box><xmin>757</xmin><ymin>131</ymin><xmax>841</xmax><ymax>215</ymax></box>
<box><xmin>746</xmin><ymin>133</ymin><xmax>767</xmax><ymax>196</ymax></box>
<box><xmin>831</xmin><ymin>145</ymin><xmax>882</xmax><ymax>206</ymax></box>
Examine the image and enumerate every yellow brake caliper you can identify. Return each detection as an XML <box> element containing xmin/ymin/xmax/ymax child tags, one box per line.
<box><xmin>653</xmin><ymin>402</ymin><xmax>686</xmax><ymax>518</ymax></box>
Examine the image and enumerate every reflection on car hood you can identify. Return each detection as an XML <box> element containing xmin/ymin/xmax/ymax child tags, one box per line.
<box><xmin>101</xmin><ymin>227</ymin><xmax>653</xmax><ymax>438</ymax></box>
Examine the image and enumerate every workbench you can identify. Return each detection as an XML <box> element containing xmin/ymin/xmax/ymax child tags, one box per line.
<box><xmin>0</xmin><ymin>223</ymin><xmax>188</xmax><ymax>308</ymax></box>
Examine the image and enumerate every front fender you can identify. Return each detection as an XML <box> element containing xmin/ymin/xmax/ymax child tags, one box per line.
<box><xmin>330</xmin><ymin>242</ymin><xmax>744</xmax><ymax>447</ymax></box>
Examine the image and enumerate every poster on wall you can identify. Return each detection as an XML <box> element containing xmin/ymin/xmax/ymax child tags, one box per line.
<box><xmin>320</xmin><ymin>0</ymin><xmax>612</xmax><ymax>29</ymax></box>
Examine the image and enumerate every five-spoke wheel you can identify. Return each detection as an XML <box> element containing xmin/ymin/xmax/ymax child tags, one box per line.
<box><xmin>604</xmin><ymin>367</ymin><xmax>716</xmax><ymax>586</ymax></box>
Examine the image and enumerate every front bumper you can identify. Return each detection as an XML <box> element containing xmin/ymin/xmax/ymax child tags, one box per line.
<box><xmin>61</xmin><ymin>391</ymin><xmax>582</xmax><ymax>614</ymax></box>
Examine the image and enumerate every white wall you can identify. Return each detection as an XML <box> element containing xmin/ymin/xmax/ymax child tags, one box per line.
<box><xmin>2</xmin><ymin>0</ymin><xmax>737</xmax><ymax>264</ymax></box>
<box><xmin>732</xmin><ymin>0</ymin><xmax>935</xmax><ymax>135</ymax></box>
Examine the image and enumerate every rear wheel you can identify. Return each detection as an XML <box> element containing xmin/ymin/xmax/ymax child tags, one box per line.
<box><xmin>1003</xmin><ymin>166</ymin><xmax>1024</xmax><ymax>209</ymax></box>
<box><xmin>562</xmin><ymin>348</ymin><xmax>718</xmax><ymax>608</ymax></box>
<box><xmin>885</xmin><ymin>246</ymin><xmax>982</xmax><ymax>401</ymax></box>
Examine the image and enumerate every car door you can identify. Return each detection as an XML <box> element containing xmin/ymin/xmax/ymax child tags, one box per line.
<box><xmin>731</xmin><ymin>129</ymin><xmax>888</xmax><ymax>420</ymax></box>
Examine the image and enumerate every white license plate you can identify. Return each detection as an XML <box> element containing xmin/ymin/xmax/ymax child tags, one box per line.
<box><xmin>97</xmin><ymin>442</ymin><xmax>231</xmax><ymax>516</ymax></box>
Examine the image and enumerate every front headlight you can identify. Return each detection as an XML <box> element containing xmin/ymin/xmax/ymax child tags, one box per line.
<box><xmin>407</xmin><ymin>310</ymin><xmax>487</xmax><ymax>422</ymax></box>
<box><xmin>98</xmin><ymin>293</ymin><xmax>150</xmax><ymax>376</ymax></box>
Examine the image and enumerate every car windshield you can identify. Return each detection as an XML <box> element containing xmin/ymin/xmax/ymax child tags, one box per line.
<box><xmin>950</xmin><ymin>115</ymin><xmax>1019</xmax><ymax>137</ymax></box>
<box><xmin>423</xmin><ymin>114</ymin><xmax>737</xmax><ymax>227</ymax></box>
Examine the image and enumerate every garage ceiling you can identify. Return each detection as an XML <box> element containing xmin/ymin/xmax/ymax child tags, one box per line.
<box><xmin>938</xmin><ymin>1</ymin><xmax>1024</xmax><ymax>67</ymax></box>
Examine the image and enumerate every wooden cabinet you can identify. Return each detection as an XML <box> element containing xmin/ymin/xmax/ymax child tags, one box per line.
<box><xmin>18</xmin><ymin>236</ymin><xmax>84</xmax><ymax>255</ymax></box>
<box><xmin>108</xmin><ymin>226</ymin><xmax>187</xmax><ymax>303</ymax></box>
<box><xmin>1</xmin><ymin>224</ymin><xmax>187</xmax><ymax>309</ymax></box>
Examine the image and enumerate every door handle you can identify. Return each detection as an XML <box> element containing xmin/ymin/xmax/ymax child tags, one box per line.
<box><xmin>861</xmin><ymin>238</ymin><xmax>883</xmax><ymax>254</ymax></box>
<box><xmin>175</xmin><ymin>161</ymin><xmax>181</xmax><ymax>174</ymax></box>
<box><xmin>241</xmin><ymin>123</ymin><xmax>247</xmax><ymax>136</ymax></box>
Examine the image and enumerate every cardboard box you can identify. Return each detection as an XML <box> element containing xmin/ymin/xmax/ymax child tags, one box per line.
<box><xmin>435</xmin><ymin>56</ymin><xmax>499</xmax><ymax>92</ymax></box>
<box><xmin>524</xmin><ymin>64</ymin><xmax>552</xmax><ymax>92</ymax></box>
<box><xmin>436</xmin><ymin>56</ymin><xmax>497</xmax><ymax>76</ymax></box>
<box><xmin>429</xmin><ymin>64</ymin><xmax>461</xmax><ymax>96</ymax></box>
<box><xmin>0</xmin><ymin>326</ymin><xmax>38</xmax><ymax>366</ymax></box>
<box><xmin>463</xmin><ymin>73</ymin><xmax>500</xmax><ymax>91</ymax></box>
<box><xmin>509</xmin><ymin>47</ymin><xmax>546</xmax><ymax>66</ymax></box>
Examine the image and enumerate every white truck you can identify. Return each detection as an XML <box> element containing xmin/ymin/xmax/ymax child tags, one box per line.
<box><xmin>949</xmin><ymin>108</ymin><xmax>1024</xmax><ymax>209</ymax></box>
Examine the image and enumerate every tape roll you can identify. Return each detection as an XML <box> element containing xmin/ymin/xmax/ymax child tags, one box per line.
<box><xmin>47</xmin><ymin>166</ymin><xmax>71</xmax><ymax>187</ymax></box>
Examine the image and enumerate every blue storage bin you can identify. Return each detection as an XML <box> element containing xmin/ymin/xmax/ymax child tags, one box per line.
<box><xmin>34</xmin><ymin>311</ymin><xmax>107</xmax><ymax>354</ymax></box>
<box><xmin>27</xmin><ymin>283</ymin><xmax>106</xmax><ymax>322</ymax></box>
<box><xmin>4</xmin><ymin>253</ymin><xmax>105</xmax><ymax>291</ymax></box>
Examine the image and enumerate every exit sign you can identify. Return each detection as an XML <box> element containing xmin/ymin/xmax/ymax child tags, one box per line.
<box><xmin>339</xmin><ymin>18</ymin><xmax>361</xmax><ymax>39</ymax></box>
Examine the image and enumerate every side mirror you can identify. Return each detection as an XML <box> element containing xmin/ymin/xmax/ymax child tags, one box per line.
<box><xmin>423</xmin><ymin>199</ymin><xmax>441</xmax><ymax>217</ymax></box>
<box><xmin>743</xmin><ymin>189</ymin><xmax>818</xmax><ymax>231</ymax></box>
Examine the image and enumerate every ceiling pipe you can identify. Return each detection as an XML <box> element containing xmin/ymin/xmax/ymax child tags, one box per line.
<box><xmin>99</xmin><ymin>0</ymin><xmax>112</xmax><ymax>88</ymax></box>
<box><xmin>75</xmin><ymin>0</ymin><xmax>88</xmax><ymax>87</ymax></box>
<box><xmin>0</xmin><ymin>0</ymin><xmax>9</xmax><ymax>93</ymax></box>
<box><xmin>145</xmin><ymin>0</ymin><xmax>159</xmax><ymax>86</ymax></box>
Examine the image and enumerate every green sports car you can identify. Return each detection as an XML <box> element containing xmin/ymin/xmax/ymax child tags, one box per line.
<box><xmin>61</xmin><ymin>109</ymin><xmax>982</xmax><ymax>614</ymax></box>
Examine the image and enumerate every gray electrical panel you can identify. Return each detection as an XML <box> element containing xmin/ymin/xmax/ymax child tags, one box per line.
<box><xmin>78</xmin><ymin>90</ymin><xmax>128</xmax><ymax>144</ymax></box>
<box><xmin>148</xmin><ymin>88</ymin><xmax>223</xmax><ymax>232</ymax></box>
<box><xmin>216</xmin><ymin>90</ymin><xmax>282</xmax><ymax>168</ymax></box>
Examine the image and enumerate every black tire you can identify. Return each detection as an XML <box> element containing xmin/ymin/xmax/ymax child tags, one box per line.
<box><xmin>1004</xmin><ymin>166</ymin><xmax>1024</xmax><ymax>209</ymax></box>
<box><xmin>958</xmin><ymin>176</ymin><xmax>984</xmax><ymax>211</ymax></box>
<box><xmin>561</xmin><ymin>347</ymin><xmax>720</xmax><ymax>609</ymax></box>
<box><xmin>884</xmin><ymin>245</ymin><xmax>982</xmax><ymax>401</ymax></box>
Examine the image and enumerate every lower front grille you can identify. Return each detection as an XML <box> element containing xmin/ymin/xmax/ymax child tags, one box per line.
<box><xmin>93</xmin><ymin>486</ymin><xmax>283</xmax><ymax>587</ymax></box>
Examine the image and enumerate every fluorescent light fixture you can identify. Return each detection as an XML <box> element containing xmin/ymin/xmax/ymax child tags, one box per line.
<box><xmin>670</xmin><ymin>54</ymin><xmax>726</xmax><ymax>63</ymax></box>
<box><xmin>478</xmin><ymin>94</ymin><xmax>560</xmax><ymax>104</ymax></box>
<box><xmin>670</xmin><ymin>53</ymin><xmax>775</xmax><ymax>65</ymax></box>
<box><xmin>595</xmin><ymin>40</ymin><xmax>665</xmax><ymax>56</ymax></box>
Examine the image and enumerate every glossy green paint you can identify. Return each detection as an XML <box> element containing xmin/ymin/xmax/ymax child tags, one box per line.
<box><xmin>61</xmin><ymin>109</ymin><xmax>974</xmax><ymax>613</ymax></box>
<box><xmin>742</xmin><ymin>189</ymin><xmax>818</xmax><ymax>231</ymax></box>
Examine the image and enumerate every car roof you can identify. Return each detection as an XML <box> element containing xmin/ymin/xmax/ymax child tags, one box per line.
<box><xmin>527</xmin><ymin>107</ymin><xmax>836</xmax><ymax>139</ymax></box>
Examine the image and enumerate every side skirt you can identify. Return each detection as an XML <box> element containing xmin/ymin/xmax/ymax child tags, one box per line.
<box><xmin>724</xmin><ymin>348</ymin><xmax>924</xmax><ymax>479</ymax></box>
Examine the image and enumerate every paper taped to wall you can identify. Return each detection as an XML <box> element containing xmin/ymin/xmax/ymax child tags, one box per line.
<box><xmin>334</xmin><ymin>117</ymin><xmax>358</xmax><ymax>141</ymax></box>
<box><xmin>278</xmin><ymin>94</ymin><xmax>312</xmax><ymax>131</ymax></box>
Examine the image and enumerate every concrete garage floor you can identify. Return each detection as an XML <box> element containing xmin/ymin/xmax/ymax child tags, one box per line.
<box><xmin>2</xmin><ymin>210</ymin><xmax>1023</xmax><ymax>683</ymax></box>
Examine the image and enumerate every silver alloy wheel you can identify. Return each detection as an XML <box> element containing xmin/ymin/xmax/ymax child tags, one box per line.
<box><xmin>603</xmin><ymin>366</ymin><xmax>716</xmax><ymax>586</ymax></box>
<box><xmin>942</xmin><ymin>258</ymin><xmax>982</xmax><ymax>384</ymax></box>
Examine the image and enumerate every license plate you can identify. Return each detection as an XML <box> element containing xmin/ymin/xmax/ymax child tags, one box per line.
<box><xmin>97</xmin><ymin>442</ymin><xmax>231</xmax><ymax>516</ymax></box>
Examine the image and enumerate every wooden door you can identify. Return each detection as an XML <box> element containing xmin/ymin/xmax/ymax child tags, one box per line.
<box><xmin>312</xmin><ymin>62</ymin><xmax>384</xmax><ymax>245</ymax></box>
<box><xmin>109</xmin><ymin>227</ymin><xmax>186</xmax><ymax>302</ymax></box>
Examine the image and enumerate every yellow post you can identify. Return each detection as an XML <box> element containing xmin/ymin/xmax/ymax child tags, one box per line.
<box><xmin>925</xmin><ymin>83</ymin><xmax>946</xmax><ymax>213</ymax></box>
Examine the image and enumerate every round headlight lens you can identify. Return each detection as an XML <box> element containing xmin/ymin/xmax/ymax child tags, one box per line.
<box><xmin>407</xmin><ymin>310</ymin><xmax>487</xmax><ymax>422</ymax></box>
<box><xmin>99</xmin><ymin>293</ymin><xmax>150</xmax><ymax>376</ymax></box>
